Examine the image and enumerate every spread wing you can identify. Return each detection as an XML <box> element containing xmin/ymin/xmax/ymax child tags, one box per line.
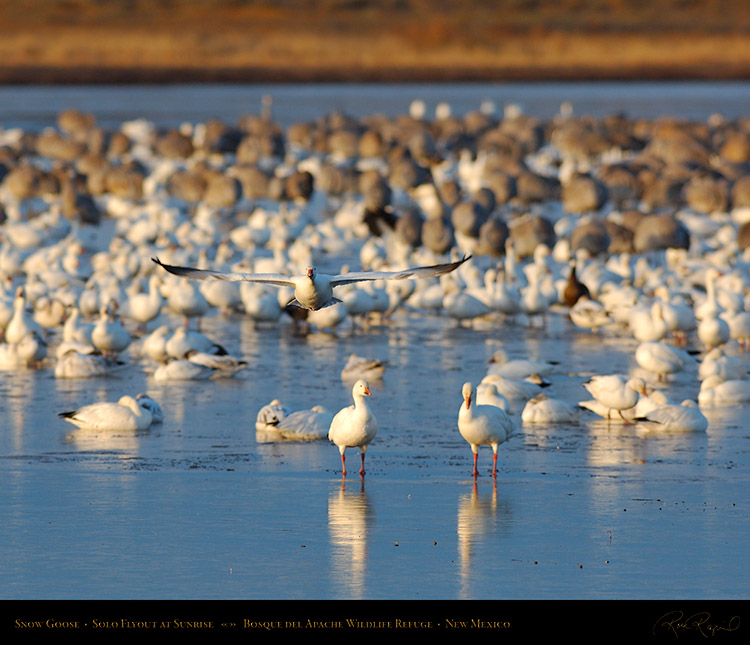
<box><xmin>152</xmin><ymin>257</ymin><xmax>295</xmax><ymax>287</ymax></box>
<box><xmin>329</xmin><ymin>255</ymin><xmax>471</xmax><ymax>287</ymax></box>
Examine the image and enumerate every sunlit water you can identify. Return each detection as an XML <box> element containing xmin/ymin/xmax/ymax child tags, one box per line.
<box><xmin>1</xmin><ymin>82</ymin><xmax>749</xmax><ymax>600</ymax></box>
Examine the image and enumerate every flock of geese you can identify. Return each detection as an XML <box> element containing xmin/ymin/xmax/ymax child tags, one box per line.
<box><xmin>3</xmin><ymin>99</ymin><xmax>750</xmax><ymax>477</ymax></box>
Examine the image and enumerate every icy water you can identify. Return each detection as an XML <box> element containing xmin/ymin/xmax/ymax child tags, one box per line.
<box><xmin>1</xmin><ymin>82</ymin><xmax>749</xmax><ymax>607</ymax></box>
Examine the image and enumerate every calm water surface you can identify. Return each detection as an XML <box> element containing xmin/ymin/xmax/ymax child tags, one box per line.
<box><xmin>0</xmin><ymin>82</ymin><xmax>749</xmax><ymax>603</ymax></box>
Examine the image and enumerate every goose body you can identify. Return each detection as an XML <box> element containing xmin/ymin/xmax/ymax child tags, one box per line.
<box><xmin>458</xmin><ymin>381</ymin><xmax>512</xmax><ymax>477</ymax></box>
<box><xmin>582</xmin><ymin>374</ymin><xmax>648</xmax><ymax>420</ymax></box>
<box><xmin>328</xmin><ymin>379</ymin><xmax>378</xmax><ymax>477</ymax></box>
<box><xmin>58</xmin><ymin>395</ymin><xmax>152</xmax><ymax>431</ymax></box>
<box><xmin>636</xmin><ymin>400</ymin><xmax>708</xmax><ymax>432</ymax></box>
<box><xmin>154</xmin><ymin>255</ymin><xmax>470</xmax><ymax>311</ymax></box>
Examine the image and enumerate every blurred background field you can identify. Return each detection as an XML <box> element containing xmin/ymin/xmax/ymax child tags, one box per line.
<box><xmin>1</xmin><ymin>0</ymin><xmax>750</xmax><ymax>83</ymax></box>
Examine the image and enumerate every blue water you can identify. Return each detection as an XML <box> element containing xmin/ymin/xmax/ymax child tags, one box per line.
<box><xmin>0</xmin><ymin>81</ymin><xmax>749</xmax><ymax>132</ymax></box>
<box><xmin>0</xmin><ymin>82</ymin><xmax>749</xmax><ymax>606</ymax></box>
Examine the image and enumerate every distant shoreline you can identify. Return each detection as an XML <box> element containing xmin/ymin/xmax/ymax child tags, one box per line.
<box><xmin>3</xmin><ymin>64</ymin><xmax>750</xmax><ymax>85</ymax></box>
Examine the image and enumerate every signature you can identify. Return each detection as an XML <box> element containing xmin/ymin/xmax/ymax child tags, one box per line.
<box><xmin>653</xmin><ymin>611</ymin><xmax>741</xmax><ymax>638</ymax></box>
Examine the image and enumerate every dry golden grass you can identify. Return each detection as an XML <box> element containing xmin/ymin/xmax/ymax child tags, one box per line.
<box><xmin>1</xmin><ymin>0</ymin><xmax>749</xmax><ymax>82</ymax></box>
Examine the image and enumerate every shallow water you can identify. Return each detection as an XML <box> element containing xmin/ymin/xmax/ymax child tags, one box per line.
<box><xmin>1</xmin><ymin>306</ymin><xmax>748</xmax><ymax>600</ymax></box>
<box><xmin>1</xmin><ymin>81</ymin><xmax>750</xmax><ymax>602</ymax></box>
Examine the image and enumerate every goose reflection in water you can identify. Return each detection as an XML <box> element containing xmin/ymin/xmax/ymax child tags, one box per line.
<box><xmin>328</xmin><ymin>480</ymin><xmax>374</xmax><ymax>599</ymax></box>
<box><xmin>457</xmin><ymin>480</ymin><xmax>513</xmax><ymax>599</ymax></box>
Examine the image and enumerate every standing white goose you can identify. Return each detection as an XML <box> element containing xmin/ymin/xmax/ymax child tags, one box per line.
<box><xmin>457</xmin><ymin>381</ymin><xmax>512</xmax><ymax>478</ymax></box>
<box><xmin>5</xmin><ymin>287</ymin><xmax>44</xmax><ymax>345</ymax></box>
<box><xmin>328</xmin><ymin>379</ymin><xmax>378</xmax><ymax>478</ymax></box>
<box><xmin>58</xmin><ymin>395</ymin><xmax>153</xmax><ymax>431</ymax></box>
<box><xmin>582</xmin><ymin>374</ymin><xmax>648</xmax><ymax>421</ymax></box>
<box><xmin>634</xmin><ymin>341</ymin><xmax>694</xmax><ymax>382</ymax></box>
<box><xmin>153</xmin><ymin>255</ymin><xmax>470</xmax><ymax>311</ymax></box>
<box><xmin>91</xmin><ymin>302</ymin><xmax>132</xmax><ymax>358</ymax></box>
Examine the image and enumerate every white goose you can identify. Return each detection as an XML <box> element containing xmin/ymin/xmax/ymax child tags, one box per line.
<box><xmin>54</xmin><ymin>347</ymin><xmax>126</xmax><ymax>379</ymax></box>
<box><xmin>521</xmin><ymin>394</ymin><xmax>579</xmax><ymax>424</ymax></box>
<box><xmin>91</xmin><ymin>302</ymin><xmax>132</xmax><ymax>357</ymax></box>
<box><xmin>698</xmin><ymin>375</ymin><xmax>750</xmax><ymax>407</ymax></box>
<box><xmin>58</xmin><ymin>395</ymin><xmax>153</xmax><ymax>431</ymax></box>
<box><xmin>5</xmin><ymin>287</ymin><xmax>44</xmax><ymax>345</ymax></box>
<box><xmin>340</xmin><ymin>354</ymin><xmax>387</xmax><ymax>382</ymax></box>
<box><xmin>634</xmin><ymin>341</ymin><xmax>694</xmax><ymax>382</ymax></box>
<box><xmin>457</xmin><ymin>381</ymin><xmax>512</xmax><ymax>478</ymax></box>
<box><xmin>698</xmin><ymin>347</ymin><xmax>749</xmax><ymax>382</ymax></box>
<box><xmin>582</xmin><ymin>374</ymin><xmax>648</xmax><ymax>421</ymax></box>
<box><xmin>328</xmin><ymin>379</ymin><xmax>378</xmax><ymax>478</ymax></box>
<box><xmin>480</xmin><ymin>372</ymin><xmax>549</xmax><ymax>402</ymax></box>
<box><xmin>476</xmin><ymin>382</ymin><xmax>511</xmax><ymax>411</ymax></box>
<box><xmin>635</xmin><ymin>400</ymin><xmax>708</xmax><ymax>432</ymax></box>
<box><xmin>154</xmin><ymin>255</ymin><xmax>470</xmax><ymax>311</ymax></box>
<box><xmin>486</xmin><ymin>349</ymin><xmax>557</xmax><ymax>379</ymax></box>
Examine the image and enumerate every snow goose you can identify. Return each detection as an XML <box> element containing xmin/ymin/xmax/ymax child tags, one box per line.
<box><xmin>0</xmin><ymin>331</ymin><xmax>47</xmax><ymax>369</ymax></box>
<box><xmin>165</xmin><ymin>277</ymin><xmax>209</xmax><ymax>328</ymax></box>
<box><xmin>569</xmin><ymin>295</ymin><xmax>613</xmax><ymax>332</ymax></box>
<box><xmin>5</xmin><ymin>287</ymin><xmax>45</xmax><ymax>345</ymax></box>
<box><xmin>697</xmin><ymin>312</ymin><xmax>731</xmax><ymax>350</ymax></box>
<box><xmin>635</xmin><ymin>400</ymin><xmax>708</xmax><ymax>432</ymax></box>
<box><xmin>476</xmin><ymin>382</ymin><xmax>511</xmax><ymax>411</ymax></box>
<box><xmin>257</xmin><ymin>404</ymin><xmax>333</xmax><ymax>442</ymax></box>
<box><xmin>91</xmin><ymin>302</ymin><xmax>132</xmax><ymax>358</ymax></box>
<box><xmin>184</xmin><ymin>349</ymin><xmax>247</xmax><ymax>376</ymax></box>
<box><xmin>628</xmin><ymin>301</ymin><xmax>669</xmax><ymax>342</ymax></box>
<box><xmin>62</xmin><ymin>306</ymin><xmax>94</xmax><ymax>345</ymax></box>
<box><xmin>255</xmin><ymin>399</ymin><xmax>290</xmax><ymax>432</ymax></box>
<box><xmin>164</xmin><ymin>326</ymin><xmax>227</xmax><ymax>359</ymax></box>
<box><xmin>698</xmin><ymin>347</ymin><xmax>749</xmax><ymax>381</ymax></box>
<box><xmin>340</xmin><ymin>354</ymin><xmax>387</xmax><ymax>382</ymax></box>
<box><xmin>58</xmin><ymin>395</ymin><xmax>153</xmax><ymax>431</ymax></box>
<box><xmin>520</xmin><ymin>265</ymin><xmax>551</xmax><ymax>327</ymax></box>
<box><xmin>328</xmin><ymin>379</ymin><xmax>378</xmax><ymax>478</ymax></box>
<box><xmin>153</xmin><ymin>254</ymin><xmax>470</xmax><ymax>311</ymax></box>
<box><xmin>275</xmin><ymin>406</ymin><xmax>333</xmax><ymax>441</ymax></box>
<box><xmin>581</xmin><ymin>375</ymin><xmax>648</xmax><ymax>421</ymax></box>
<box><xmin>486</xmin><ymin>349</ymin><xmax>557</xmax><ymax>379</ymax></box>
<box><xmin>698</xmin><ymin>375</ymin><xmax>750</xmax><ymax>407</ymax></box>
<box><xmin>152</xmin><ymin>358</ymin><xmax>220</xmax><ymax>381</ymax></box>
<box><xmin>521</xmin><ymin>394</ymin><xmax>580</xmax><ymax>424</ymax></box>
<box><xmin>634</xmin><ymin>341</ymin><xmax>694</xmax><ymax>382</ymax></box>
<box><xmin>121</xmin><ymin>274</ymin><xmax>164</xmax><ymax>331</ymax></box>
<box><xmin>457</xmin><ymin>381</ymin><xmax>512</xmax><ymax>478</ymax></box>
<box><xmin>480</xmin><ymin>372</ymin><xmax>549</xmax><ymax>403</ymax></box>
<box><xmin>580</xmin><ymin>389</ymin><xmax>669</xmax><ymax>423</ymax></box>
<box><xmin>443</xmin><ymin>279</ymin><xmax>491</xmax><ymax>325</ymax></box>
<box><xmin>240</xmin><ymin>283</ymin><xmax>283</xmax><ymax>324</ymax></box>
<box><xmin>54</xmin><ymin>347</ymin><xmax>126</xmax><ymax>379</ymax></box>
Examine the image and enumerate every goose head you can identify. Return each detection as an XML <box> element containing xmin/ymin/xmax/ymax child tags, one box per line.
<box><xmin>462</xmin><ymin>381</ymin><xmax>473</xmax><ymax>409</ymax></box>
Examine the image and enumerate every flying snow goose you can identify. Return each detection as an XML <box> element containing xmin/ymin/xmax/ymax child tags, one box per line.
<box><xmin>153</xmin><ymin>255</ymin><xmax>470</xmax><ymax>311</ymax></box>
<box><xmin>457</xmin><ymin>381</ymin><xmax>512</xmax><ymax>478</ymax></box>
<box><xmin>328</xmin><ymin>379</ymin><xmax>378</xmax><ymax>478</ymax></box>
